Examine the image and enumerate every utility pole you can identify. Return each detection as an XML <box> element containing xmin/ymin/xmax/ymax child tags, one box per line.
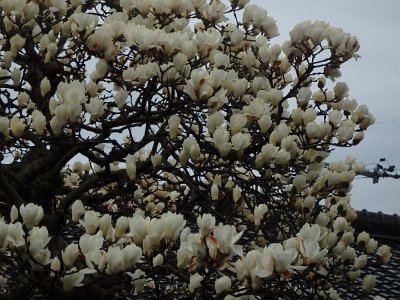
<box><xmin>326</xmin><ymin>158</ymin><xmax>399</xmax><ymax>183</ymax></box>
<box><xmin>361</xmin><ymin>158</ymin><xmax>400</xmax><ymax>184</ymax></box>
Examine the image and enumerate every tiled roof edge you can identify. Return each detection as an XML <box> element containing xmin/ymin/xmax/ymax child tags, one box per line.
<box><xmin>354</xmin><ymin>210</ymin><xmax>400</xmax><ymax>240</ymax></box>
<box><xmin>356</xmin><ymin>209</ymin><xmax>400</xmax><ymax>226</ymax></box>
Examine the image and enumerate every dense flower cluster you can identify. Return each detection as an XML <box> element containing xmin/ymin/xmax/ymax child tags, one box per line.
<box><xmin>0</xmin><ymin>0</ymin><xmax>390</xmax><ymax>299</ymax></box>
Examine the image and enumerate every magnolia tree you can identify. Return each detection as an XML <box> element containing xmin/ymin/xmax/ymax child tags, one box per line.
<box><xmin>0</xmin><ymin>0</ymin><xmax>391</xmax><ymax>299</ymax></box>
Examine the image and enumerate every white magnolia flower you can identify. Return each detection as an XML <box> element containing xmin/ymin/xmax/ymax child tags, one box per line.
<box><xmin>10</xmin><ymin>117</ymin><xmax>26</xmax><ymax>138</ymax></box>
<box><xmin>126</xmin><ymin>154</ymin><xmax>137</xmax><ymax>181</ymax></box>
<box><xmin>85</xmin><ymin>250</ymin><xmax>106</xmax><ymax>271</ymax></box>
<box><xmin>153</xmin><ymin>254</ymin><xmax>163</xmax><ymax>267</ymax></box>
<box><xmin>123</xmin><ymin>244</ymin><xmax>142</xmax><ymax>269</ymax></box>
<box><xmin>2</xmin><ymin>222</ymin><xmax>25</xmax><ymax>250</ymax></box>
<box><xmin>353</xmin><ymin>254</ymin><xmax>368</xmax><ymax>270</ymax></box>
<box><xmin>51</xmin><ymin>257</ymin><xmax>61</xmax><ymax>276</ymax></box>
<box><xmin>127</xmin><ymin>214</ymin><xmax>149</xmax><ymax>245</ymax></box>
<box><xmin>376</xmin><ymin>245</ymin><xmax>391</xmax><ymax>263</ymax></box>
<box><xmin>115</xmin><ymin>216</ymin><xmax>129</xmax><ymax>239</ymax></box>
<box><xmin>0</xmin><ymin>275</ymin><xmax>7</xmax><ymax>287</ymax></box>
<box><xmin>207</xmin><ymin>225</ymin><xmax>244</xmax><ymax>267</ymax></box>
<box><xmin>297</xmin><ymin>223</ymin><xmax>325</xmax><ymax>242</ymax></box>
<box><xmin>0</xmin><ymin>117</ymin><xmax>9</xmax><ymax>138</ymax></box>
<box><xmin>300</xmin><ymin>240</ymin><xmax>328</xmax><ymax>265</ymax></box>
<box><xmin>31</xmin><ymin>109</ymin><xmax>46</xmax><ymax>135</ymax></box>
<box><xmin>27</xmin><ymin>226</ymin><xmax>51</xmax><ymax>256</ymax></box>
<box><xmin>19</xmin><ymin>203</ymin><xmax>44</xmax><ymax>229</ymax></box>
<box><xmin>10</xmin><ymin>205</ymin><xmax>18</xmax><ymax>223</ymax></box>
<box><xmin>362</xmin><ymin>274</ymin><xmax>376</xmax><ymax>294</ymax></box>
<box><xmin>333</xmin><ymin>217</ymin><xmax>348</xmax><ymax>233</ymax></box>
<box><xmin>211</xmin><ymin>183</ymin><xmax>219</xmax><ymax>200</ymax></box>
<box><xmin>168</xmin><ymin>115</ymin><xmax>181</xmax><ymax>140</ymax></box>
<box><xmin>197</xmin><ymin>214</ymin><xmax>216</xmax><ymax>237</ymax></box>
<box><xmin>62</xmin><ymin>243</ymin><xmax>79</xmax><ymax>268</ymax></box>
<box><xmin>105</xmin><ymin>246</ymin><xmax>125</xmax><ymax>274</ymax></box>
<box><xmin>213</xmin><ymin>127</ymin><xmax>231</xmax><ymax>157</ymax></box>
<box><xmin>189</xmin><ymin>273</ymin><xmax>204</xmax><ymax>292</ymax></box>
<box><xmin>81</xmin><ymin>211</ymin><xmax>99</xmax><ymax>234</ymax></box>
<box><xmin>99</xmin><ymin>214</ymin><xmax>113</xmax><ymax>239</ymax></box>
<box><xmin>30</xmin><ymin>248</ymin><xmax>52</xmax><ymax>270</ymax></box>
<box><xmin>365</xmin><ymin>238</ymin><xmax>378</xmax><ymax>254</ymax></box>
<box><xmin>85</xmin><ymin>97</ymin><xmax>105</xmax><ymax>121</ymax></box>
<box><xmin>161</xmin><ymin>212</ymin><xmax>186</xmax><ymax>242</ymax></box>
<box><xmin>254</xmin><ymin>204</ymin><xmax>268</xmax><ymax>227</ymax></box>
<box><xmin>62</xmin><ymin>267</ymin><xmax>96</xmax><ymax>291</ymax></box>
<box><xmin>267</xmin><ymin>243</ymin><xmax>305</xmax><ymax>276</ymax></box>
<box><xmin>151</xmin><ymin>154</ymin><xmax>162</xmax><ymax>168</ymax></box>
<box><xmin>56</xmin><ymin>80</ymin><xmax>86</xmax><ymax>123</ymax></box>
<box><xmin>40</xmin><ymin>77</ymin><xmax>51</xmax><ymax>96</ymax></box>
<box><xmin>71</xmin><ymin>200</ymin><xmax>86</xmax><ymax>222</ymax></box>
<box><xmin>215</xmin><ymin>276</ymin><xmax>231</xmax><ymax>294</ymax></box>
<box><xmin>114</xmin><ymin>89</ymin><xmax>129</xmax><ymax>109</ymax></box>
<box><xmin>246</xmin><ymin>250</ymin><xmax>270</xmax><ymax>281</ymax></box>
<box><xmin>10</xmin><ymin>34</ymin><xmax>25</xmax><ymax>57</ymax></box>
<box><xmin>79</xmin><ymin>231</ymin><xmax>104</xmax><ymax>255</ymax></box>
<box><xmin>127</xmin><ymin>269</ymin><xmax>146</xmax><ymax>294</ymax></box>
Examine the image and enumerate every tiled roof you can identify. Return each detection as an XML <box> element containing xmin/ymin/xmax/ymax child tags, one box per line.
<box><xmin>338</xmin><ymin>210</ymin><xmax>400</xmax><ymax>299</ymax></box>
<box><xmin>355</xmin><ymin>210</ymin><xmax>400</xmax><ymax>240</ymax></box>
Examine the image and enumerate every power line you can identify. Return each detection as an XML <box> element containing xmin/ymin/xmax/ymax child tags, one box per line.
<box><xmin>373</xmin><ymin>118</ymin><xmax>400</xmax><ymax>126</ymax></box>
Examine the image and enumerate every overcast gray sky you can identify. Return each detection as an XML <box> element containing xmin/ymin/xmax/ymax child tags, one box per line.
<box><xmin>252</xmin><ymin>0</ymin><xmax>400</xmax><ymax>213</ymax></box>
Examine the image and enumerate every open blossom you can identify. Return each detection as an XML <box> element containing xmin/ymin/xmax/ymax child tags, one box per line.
<box><xmin>333</xmin><ymin>217</ymin><xmax>348</xmax><ymax>233</ymax></box>
<box><xmin>254</xmin><ymin>248</ymin><xmax>274</xmax><ymax>279</ymax></box>
<box><xmin>80</xmin><ymin>211</ymin><xmax>100</xmax><ymax>234</ymax></box>
<box><xmin>297</xmin><ymin>223</ymin><xmax>325</xmax><ymax>242</ymax></box>
<box><xmin>160</xmin><ymin>212</ymin><xmax>186</xmax><ymax>242</ymax></box>
<box><xmin>79</xmin><ymin>231</ymin><xmax>104</xmax><ymax>255</ymax></box>
<box><xmin>178</xmin><ymin>233</ymin><xmax>207</xmax><ymax>271</ymax></box>
<box><xmin>85</xmin><ymin>250</ymin><xmax>106</xmax><ymax>271</ymax></box>
<box><xmin>376</xmin><ymin>245</ymin><xmax>391</xmax><ymax>263</ymax></box>
<box><xmin>300</xmin><ymin>240</ymin><xmax>328</xmax><ymax>265</ymax></box>
<box><xmin>213</xmin><ymin>127</ymin><xmax>232</xmax><ymax>157</ymax></box>
<box><xmin>197</xmin><ymin>214</ymin><xmax>216</xmax><ymax>237</ymax></box>
<box><xmin>0</xmin><ymin>0</ymin><xmax>388</xmax><ymax>297</ymax></box>
<box><xmin>184</xmin><ymin>68</ymin><xmax>213</xmax><ymax>101</ymax></box>
<box><xmin>231</xmin><ymin>132</ymin><xmax>251</xmax><ymax>152</ymax></box>
<box><xmin>62</xmin><ymin>268</ymin><xmax>96</xmax><ymax>291</ymax></box>
<box><xmin>2</xmin><ymin>222</ymin><xmax>24</xmax><ymax>250</ymax></box>
<box><xmin>127</xmin><ymin>214</ymin><xmax>149</xmax><ymax>245</ymax></box>
<box><xmin>19</xmin><ymin>203</ymin><xmax>44</xmax><ymax>229</ymax></box>
<box><xmin>267</xmin><ymin>243</ymin><xmax>305</xmax><ymax>276</ymax></box>
<box><xmin>56</xmin><ymin>80</ymin><xmax>86</xmax><ymax>123</ymax></box>
<box><xmin>85</xmin><ymin>97</ymin><xmax>106</xmax><ymax>121</ymax></box>
<box><xmin>207</xmin><ymin>225</ymin><xmax>244</xmax><ymax>268</ymax></box>
<box><xmin>105</xmin><ymin>246</ymin><xmax>125</xmax><ymax>274</ymax></box>
<box><xmin>127</xmin><ymin>269</ymin><xmax>146</xmax><ymax>294</ymax></box>
<box><xmin>27</xmin><ymin>227</ymin><xmax>51</xmax><ymax>257</ymax></box>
